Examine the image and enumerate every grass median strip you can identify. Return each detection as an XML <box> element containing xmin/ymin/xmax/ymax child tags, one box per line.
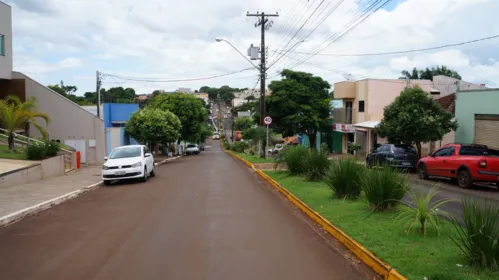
<box><xmin>264</xmin><ymin>170</ymin><xmax>499</xmax><ymax>280</ymax></box>
<box><xmin>231</xmin><ymin>152</ymin><xmax>274</xmax><ymax>163</ymax></box>
<box><xmin>0</xmin><ymin>145</ymin><xmax>27</xmax><ymax>160</ymax></box>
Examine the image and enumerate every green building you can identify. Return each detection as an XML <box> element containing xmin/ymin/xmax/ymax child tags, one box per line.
<box><xmin>455</xmin><ymin>88</ymin><xmax>499</xmax><ymax>150</ymax></box>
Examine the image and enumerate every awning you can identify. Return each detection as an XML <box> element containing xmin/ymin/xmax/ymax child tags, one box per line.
<box><xmin>353</xmin><ymin>121</ymin><xmax>380</xmax><ymax>129</ymax></box>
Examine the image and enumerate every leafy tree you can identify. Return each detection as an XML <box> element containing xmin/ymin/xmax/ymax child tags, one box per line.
<box><xmin>148</xmin><ymin>93</ymin><xmax>207</xmax><ymax>143</ymax></box>
<box><xmin>234</xmin><ymin>117</ymin><xmax>253</xmax><ymax>130</ymax></box>
<box><xmin>152</xmin><ymin>90</ymin><xmax>165</xmax><ymax>97</ymax></box>
<box><xmin>377</xmin><ymin>86</ymin><xmax>458</xmax><ymax>158</ymax></box>
<box><xmin>399</xmin><ymin>66</ymin><xmax>462</xmax><ymax>81</ymax></box>
<box><xmin>125</xmin><ymin>108</ymin><xmax>181</xmax><ymax>145</ymax></box>
<box><xmin>0</xmin><ymin>95</ymin><xmax>50</xmax><ymax>150</ymax></box>
<box><xmin>267</xmin><ymin>69</ymin><xmax>331</xmax><ymax>148</ymax></box>
<box><xmin>245</xmin><ymin>95</ymin><xmax>256</xmax><ymax>101</ymax></box>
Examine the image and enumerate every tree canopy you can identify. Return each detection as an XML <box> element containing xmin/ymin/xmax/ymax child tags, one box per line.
<box><xmin>48</xmin><ymin>81</ymin><xmax>139</xmax><ymax>106</ymax></box>
<box><xmin>234</xmin><ymin>117</ymin><xmax>253</xmax><ymax>131</ymax></box>
<box><xmin>377</xmin><ymin>86</ymin><xmax>458</xmax><ymax>158</ymax></box>
<box><xmin>125</xmin><ymin>108</ymin><xmax>181</xmax><ymax>144</ymax></box>
<box><xmin>147</xmin><ymin>93</ymin><xmax>208</xmax><ymax>142</ymax></box>
<box><xmin>399</xmin><ymin>65</ymin><xmax>462</xmax><ymax>81</ymax></box>
<box><xmin>267</xmin><ymin>69</ymin><xmax>331</xmax><ymax>148</ymax></box>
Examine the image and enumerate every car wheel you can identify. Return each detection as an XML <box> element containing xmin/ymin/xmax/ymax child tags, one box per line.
<box><xmin>103</xmin><ymin>180</ymin><xmax>111</xmax><ymax>186</ymax></box>
<box><xmin>366</xmin><ymin>160</ymin><xmax>372</xmax><ymax>169</ymax></box>
<box><xmin>141</xmin><ymin>167</ymin><xmax>148</xmax><ymax>182</ymax></box>
<box><xmin>418</xmin><ymin>164</ymin><xmax>429</xmax><ymax>180</ymax></box>
<box><xmin>150</xmin><ymin>166</ymin><xmax>155</xmax><ymax>177</ymax></box>
<box><xmin>457</xmin><ymin>169</ymin><xmax>472</xmax><ymax>189</ymax></box>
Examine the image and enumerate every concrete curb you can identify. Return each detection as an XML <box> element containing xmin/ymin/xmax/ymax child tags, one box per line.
<box><xmin>155</xmin><ymin>156</ymin><xmax>182</xmax><ymax>166</ymax></box>
<box><xmin>225</xmin><ymin>149</ymin><xmax>406</xmax><ymax>280</ymax></box>
<box><xmin>0</xmin><ymin>181</ymin><xmax>103</xmax><ymax>228</ymax></box>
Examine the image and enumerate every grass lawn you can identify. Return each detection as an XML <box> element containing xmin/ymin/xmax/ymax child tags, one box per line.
<box><xmin>231</xmin><ymin>151</ymin><xmax>275</xmax><ymax>163</ymax></box>
<box><xmin>265</xmin><ymin>171</ymin><xmax>499</xmax><ymax>280</ymax></box>
<box><xmin>0</xmin><ymin>144</ymin><xmax>27</xmax><ymax>160</ymax></box>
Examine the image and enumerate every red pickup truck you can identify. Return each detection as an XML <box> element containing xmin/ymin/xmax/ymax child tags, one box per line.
<box><xmin>417</xmin><ymin>144</ymin><xmax>499</xmax><ymax>189</ymax></box>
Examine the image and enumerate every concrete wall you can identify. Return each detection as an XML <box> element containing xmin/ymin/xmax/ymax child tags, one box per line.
<box><xmin>0</xmin><ymin>155</ymin><xmax>65</xmax><ymax>188</ymax></box>
<box><xmin>433</xmin><ymin>75</ymin><xmax>487</xmax><ymax>97</ymax></box>
<box><xmin>12</xmin><ymin>72</ymin><xmax>106</xmax><ymax>165</ymax></box>
<box><xmin>103</xmin><ymin>103</ymin><xmax>139</xmax><ymax>128</ymax></box>
<box><xmin>0</xmin><ymin>2</ymin><xmax>12</xmax><ymax>80</ymax></box>
<box><xmin>455</xmin><ymin>89</ymin><xmax>499</xmax><ymax>144</ymax></box>
<box><xmin>334</xmin><ymin>81</ymin><xmax>356</xmax><ymax>99</ymax></box>
<box><xmin>366</xmin><ymin>79</ymin><xmax>434</xmax><ymax>122</ymax></box>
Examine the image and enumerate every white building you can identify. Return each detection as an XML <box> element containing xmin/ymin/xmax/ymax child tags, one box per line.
<box><xmin>175</xmin><ymin>87</ymin><xmax>193</xmax><ymax>94</ymax></box>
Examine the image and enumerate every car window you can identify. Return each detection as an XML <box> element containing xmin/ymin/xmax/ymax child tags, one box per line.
<box><xmin>144</xmin><ymin>147</ymin><xmax>150</xmax><ymax>154</ymax></box>
<box><xmin>434</xmin><ymin>147</ymin><xmax>454</xmax><ymax>157</ymax></box>
<box><xmin>393</xmin><ymin>145</ymin><xmax>417</xmax><ymax>154</ymax></box>
<box><xmin>459</xmin><ymin>146</ymin><xmax>488</xmax><ymax>156</ymax></box>
<box><xmin>187</xmin><ymin>144</ymin><xmax>196</xmax><ymax>148</ymax></box>
<box><xmin>109</xmin><ymin>147</ymin><xmax>142</xmax><ymax>159</ymax></box>
<box><xmin>381</xmin><ymin>145</ymin><xmax>391</xmax><ymax>152</ymax></box>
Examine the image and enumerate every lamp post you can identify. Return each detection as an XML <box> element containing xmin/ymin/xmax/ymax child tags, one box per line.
<box><xmin>215</xmin><ymin>38</ymin><xmax>260</xmax><ymax>71</ymax></box>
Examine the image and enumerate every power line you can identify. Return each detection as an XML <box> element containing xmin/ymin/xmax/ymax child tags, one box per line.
<box><xmin>101</xmin><ymin>68</ymin><xmax>254</xmax><ymax>83</ymax></box>
<box><xmin>274</xmin><ymin>34</ymin><xmax>499</xmax><ymax>57</ymax></box>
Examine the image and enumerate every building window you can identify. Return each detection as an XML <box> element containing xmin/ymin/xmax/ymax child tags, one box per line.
<box><xmin>0</xmin><ymin>34</ymin><xmax>4</xmax><ymax>56</ymax></box>
<box><xmin>359</xmin><ymin>101</ymin><xmax>365</xmax><ymax>112</ymax></box>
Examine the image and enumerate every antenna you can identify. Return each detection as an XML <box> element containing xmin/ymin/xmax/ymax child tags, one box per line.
<box><xmin>342</xmin><ymin>73</ymin><xmax>355</xmax><ymax>81</ymax></box>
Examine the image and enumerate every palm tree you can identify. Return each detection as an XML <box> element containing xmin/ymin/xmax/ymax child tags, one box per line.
<box><xmin>0</xmin><ymin>95</ymin><xmax>50</xmax><ymax>151</ymax></box>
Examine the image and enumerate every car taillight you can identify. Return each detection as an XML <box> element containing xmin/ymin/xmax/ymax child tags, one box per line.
<box><xmin>478</xmin><ymin>160</ymin><xmax>487</xmax><ymax>168</ymax></box>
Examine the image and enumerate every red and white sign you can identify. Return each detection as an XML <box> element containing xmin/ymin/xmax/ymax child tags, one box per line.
<box><xmin>264</xmin><ymin>116</ymin><xmax>272</xmax><ymax>125</ymax></box>
<box><xmin>333</xmin><ymin>123</ymin><xmax>355</xmax><ymax>133</ymax></box>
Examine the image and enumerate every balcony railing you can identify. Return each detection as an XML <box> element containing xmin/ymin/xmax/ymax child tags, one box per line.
<box><xmin>331</xmin><ymin>107</ymin><xmax>353</xmax><ymax>124</ymax></box>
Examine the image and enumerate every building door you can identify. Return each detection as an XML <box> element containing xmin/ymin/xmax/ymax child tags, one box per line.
<box><xmin>474</xmin><ymin>114</ymin><xmax>499</xmax><ymax>150</ymax></box>
<box><xmin>64</xmin><ymin>139</ymin><xmax>87</xmax><ymax>163</ymax></box>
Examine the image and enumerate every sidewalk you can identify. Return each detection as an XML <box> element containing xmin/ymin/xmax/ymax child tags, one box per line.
<box><xmin>0</xmin><ymin>166</ymin><xmax>102</xmax><ymax>223</ymax></box>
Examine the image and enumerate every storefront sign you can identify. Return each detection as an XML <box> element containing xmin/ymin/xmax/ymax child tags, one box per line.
<box><xmin>333</xmin><ymin>123</ymin><xmax>355</xmax><ymax>133</ymax></box>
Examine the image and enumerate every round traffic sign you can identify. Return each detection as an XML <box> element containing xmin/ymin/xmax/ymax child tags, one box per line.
<box><xmin>264</xmin><ymin>116</ymin><xmax>272</xmax><ymax>125</ymax></box>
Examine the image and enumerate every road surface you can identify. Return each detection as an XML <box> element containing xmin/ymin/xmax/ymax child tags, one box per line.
<box><xmin>0</xmin><ymin>140</ymin><xmax>375</xmax><ymax>280</ymax></box>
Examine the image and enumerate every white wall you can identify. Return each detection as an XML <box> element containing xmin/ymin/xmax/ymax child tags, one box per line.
<box><xmin>0</xmin><ymin>2</ymin><xmax>12</xmax><ymax>80</ymax></box>
<box><xmin>12</xmin><ymin>72</ymin><xmax>106</xmax><ymax>165</ymax></box>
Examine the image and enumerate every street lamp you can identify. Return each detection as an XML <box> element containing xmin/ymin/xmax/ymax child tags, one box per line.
<box><xmin>215</xmin><ymin>38</ymin><xmax>260</xmax><ymax>70</ymax></box>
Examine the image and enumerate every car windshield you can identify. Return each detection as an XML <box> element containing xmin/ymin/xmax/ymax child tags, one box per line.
<box><xmin>213</xmin><ymin>132</ymin><xmax>219</xmax><ymax>135</ymax></box>
<box><xmin>109</xmin><ymin>147</ymin><xmax>141</xmax><ymax>159</ymax></box>
<box><xmin>393</xmin><ymin>145</ymin><xmax>417</xmax><ymax>154</ymax></box>
<box><xmin>187</xmin><ymin>144</ymin><xmax>196</xmax><ymax>148</ymax></box>
<box><xmin>275</xmin><ymin>144</ymin><xmax>283</xmax><ymax>148</ymax></box>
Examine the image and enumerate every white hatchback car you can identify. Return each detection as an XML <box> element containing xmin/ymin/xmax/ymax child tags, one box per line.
<box><xmin>102</xmin><ymin>145</ymin><xmax>155</xmax><ymax>185</ymax></box>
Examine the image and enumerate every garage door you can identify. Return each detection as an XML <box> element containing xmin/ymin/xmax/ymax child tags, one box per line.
<box><xmin>64</xmin><ymin>140</ymin><xmax>87</xmax><ymax>163</ymax></box>
<box><xmin>474</xmin><ymin>114</ymin><xmax>499</xmax><ymax>150</ymax></box>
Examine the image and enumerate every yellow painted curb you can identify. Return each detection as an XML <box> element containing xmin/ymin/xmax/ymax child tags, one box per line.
<box><xmin>224</xmin><ymin>149</ymin><xmax>407</xmax><ymax>280</ymax></box>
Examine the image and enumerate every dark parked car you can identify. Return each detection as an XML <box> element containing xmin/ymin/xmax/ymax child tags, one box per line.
<box><xmin>366</xmin><ymin>144</ymin><xmax>418</xmax><ymax>170</ymax></box>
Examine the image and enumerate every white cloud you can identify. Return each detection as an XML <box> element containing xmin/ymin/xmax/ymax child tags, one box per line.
<box><xmin>6</xmin><ymin>0</ymin><xmax>499</xmax><ymax>94</ymax></box>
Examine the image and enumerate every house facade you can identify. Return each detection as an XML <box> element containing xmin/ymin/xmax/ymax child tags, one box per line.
<box><xmin>103</xmin><ymin>103</ymin><xmax>139</xmax><ymax>155</ymax></box>
<box><xmin>455</xmin><ymin>88</ymin><xmax>499</xmax><ymax>150</ymax></box>
<box><xmin>332</xmin><ymin>77</ymin><xmax>485</xmax><ymax>155</ymax></box>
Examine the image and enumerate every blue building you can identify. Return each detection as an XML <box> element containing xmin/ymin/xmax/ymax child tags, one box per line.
<box><xmin>103</xmin><ymin>103</ymin><xmax>139</xmax><ymax>155</ymax></box>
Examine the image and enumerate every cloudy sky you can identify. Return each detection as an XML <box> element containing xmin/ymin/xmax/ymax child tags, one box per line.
<box><xmin>4</xmin><ymin>0</ymin><xmax>499</xmax><ymax>95</ymax></box>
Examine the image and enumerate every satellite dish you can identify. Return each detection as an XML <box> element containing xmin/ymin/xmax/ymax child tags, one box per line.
<box><xmin>342</xmin><ymin>73</ymin><xmax>356</xmax><ymax>81</ymax></box>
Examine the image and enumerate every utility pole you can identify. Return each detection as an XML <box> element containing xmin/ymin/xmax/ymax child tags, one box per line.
<box><xmin>96</xmin><ymin>71</ymin><xmax>102</xmax><ymax>118</ymax></box>
<box><xmin>247</xmin><ymin>11</ymin><xmax>278</xmax><ymax>158</ymax></box>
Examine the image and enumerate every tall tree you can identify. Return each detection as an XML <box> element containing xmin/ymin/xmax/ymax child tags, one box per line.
<box><xmin>0</xmin><ymin>96</ymin><xmax>50</xmax><ymax>150</ymax></box>
<box><xmin>148</xmin><ymin>93</ymin><xmax>208</xmax><ymax>142</ymax></box>
<box><xmin>377</xmin><ymin>86</ymin><xmax>458</xmax><ymax>158</ymax></box>
<box><xmin>125</xmin><ymin>108</ymin><xmax>181</xmax><ymax>145</ymax></box>
<box><xmin>267</xmin><ymin>69</ymin><xmax>331</xmax><ymax>148</ymax></box>
<box><xmin>234</xmin><ymin>117</ymin><xmax>253</xmax><ymax>130</ymax></box>
<box><xmin>399</xmin><ymin>66</ymin><xmax>462</xmax><ymax>81</ymax></box>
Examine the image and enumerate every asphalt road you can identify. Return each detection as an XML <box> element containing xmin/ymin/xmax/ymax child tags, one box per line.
<box><xmin>407</xmin><ymin>174</ymin><xmax>499</xmax><ymax>223</ymax></box>
<box><xmin>0</xmin><ymin>140</ymin><xmax>375</xmax><ymax>280</ymax></box>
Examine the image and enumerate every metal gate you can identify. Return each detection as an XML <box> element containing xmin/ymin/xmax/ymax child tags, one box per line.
<box><xmin>474</xmin><ymin>114</ymin><xmax>499</xmax><ymax>150</ymax></box>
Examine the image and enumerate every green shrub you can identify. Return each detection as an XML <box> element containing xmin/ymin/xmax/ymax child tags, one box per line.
<box><xmin>361</xmin><ymin>165</ymin><xmax>409</xmax><ymax>211</ymax></box>
<box><xmin>223</xmin><ymin>142</ymin><xmax>231</xmax><ymax>150</ymax></box>
<box><xmin>279</xmin><ymin>145</ymin><xmax>308</xmax><ymax>175</ymax></box>
<box><xmin>45</xmin><ymin>140</ymin><xmax>61</xmax><ymax>157</ymax></box>
<box><xmin>25</xmin><ymin>141</ymin><xmax>61</xmax><ymax>160</ymax></box>
<box><xmin>301</xmin><ymin>148</ymin><xmax>330</xmax><ymax>181</ymax></box>
<box><xmin>26</xmin><ymin>143</ymin><xmax>47</xmax><ymax>160</ymax></box>
<box><xmin>452</xmin><ymin>198</ymin><xmax>499</xmax><ymax>270</ymax></box>
<box><xmin>232</xmin><ymin>141</ymin><xmax>249</xmax><ymax>153</ymax></box>
<box><xmin>396</xmin><ymin>186</ymin><xmax>452</xmax><ymax>235</ymax></box>
<box><xmin>324</xmin><ymin>158</ymin><xmax>364</xmax><ymax>199</ymax></box>
<box><xmin>248</xmin><ymin>147</ymin><xmax>257</xmax><ymax>156</ymax></box>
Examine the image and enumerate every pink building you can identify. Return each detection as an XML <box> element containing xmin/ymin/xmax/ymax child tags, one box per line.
<box><xmin>332</xmin><ymin>76</ymin><xmax>486</xmax><ymax>155</ymax></box>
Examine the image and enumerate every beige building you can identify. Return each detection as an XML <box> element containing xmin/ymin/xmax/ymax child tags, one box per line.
<box><xmin>0</xmin><ymin>3</ymin><xmax>105</xmax><ymax>164</ymax></box>
<box><xmin>333</xmin><ymin>77</ymin><xmax>485</xmax><ymax>156</ymax></box>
